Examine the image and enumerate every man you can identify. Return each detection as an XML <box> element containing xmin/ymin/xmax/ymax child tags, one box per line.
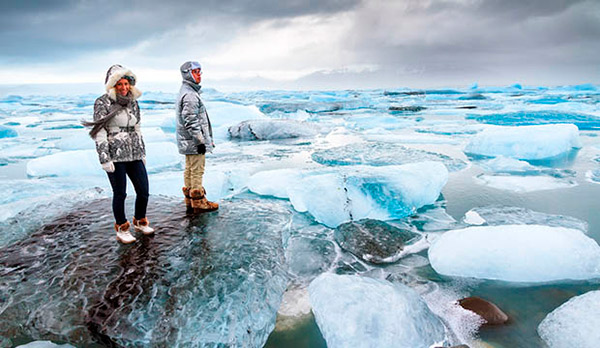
<box><xmin>176</xmin><ymin>61</ymin><xmax>218</xmax><ymax>213</ymax></box>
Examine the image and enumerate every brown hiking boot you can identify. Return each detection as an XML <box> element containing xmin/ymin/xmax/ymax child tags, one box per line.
<box><xmin>182</xmin><ymin>187</ymin><xmax>192</xmax><ymax>206</ymax></box>
<box><xmin>190</xmin><ymin>188</ymin><xmax>219</xmax><ymax>213</ymax></box>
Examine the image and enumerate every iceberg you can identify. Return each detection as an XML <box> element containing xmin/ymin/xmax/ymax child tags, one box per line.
<box><xmin>308</xmin><ymin>273</ymin><xmax>446</xmax><ymax>348</ymax></box>
<box><xmin>428</xmin><ymin>225</ymin><xmax>600</xmax><ymax>282</ymax></box>
<box><xmin>464</xmin><ymin>124</ymin><xmax>581</xmax><ymax>160</ymax></box>
<box><xmin>228</xmin><ymin>119</ymin><xmax>318</xmax><ymax>140</ymax></box>
<box><xmin>312</xmin><ymin>142</ymin><xmax>467</xmax><ymax>171</ymax></box>
<box><xmin>0</xmin><ymin>197</ymin><xmax>291</xmax><ymax>347</ymax></box>
<box><xmin>248</xmin><ymin>161</ymin><xmax>448</xmax><ymax>228</ymax></box>
<box><xmin>538</xmin><ymin>290</ymin><xmax>600</xmax><ymax>348</ymax></box>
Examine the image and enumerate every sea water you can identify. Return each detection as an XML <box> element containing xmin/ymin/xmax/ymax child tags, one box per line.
<box><xmin>1</xmin><ymin>84</ymin><xmax>599</xmax><ymax>347</ymax></box>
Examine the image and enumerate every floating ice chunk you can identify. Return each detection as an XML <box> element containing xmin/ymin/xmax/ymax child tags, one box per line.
<box><xmin>538</xmin><ymin>290</ymin><xmax>600</xmax><ymax>348</ymax></box>
<box><xmin>312</xmin><ymin>142</ymin><xmax>467</xmax><ymax>172</ymax></box>
<box><xmin>249</xmin><ymin>162</ymin><xmax>448</xmax><ymax>228</ymax></box>
<box><xmin>429</xmin><ymin>225</ymin><xmax>600</xmax><ymax>282</ymax></box>
<box><xmin>586</xmin><ymin>169</ymin><xmax>600</xmax><ymax>184</ymax></box>
<box><xmin>55</xmin><ymin>133</ymin><xmax>94</xmax><ymax>150</ymax></box>
<box><xmin>0</xmin><ymin>125</ymin><xmax>18</xmax><ymax>138</ymax></box>
<box><xmin>208</xmin><ymin>101</ymin><xmax>267</xmax><ymax>127</ymax></box>
<box><xmin>478</xmin><ymin>156</ymin><xmax>537</xmax><ymax>172</ymax></box>
<box><xmin>464</xmin><ymin>211</ymin><xmax>486</xmax><ymax>225</ymax></box>
<box><xmin>26</xmin><ymin>142</ymin><xmax>180</xmax><ymax>177</ymax></box>
<box><xmin>474</xmin><ymin>174</ymin><xmax>578</xmax><ymax>193</ymax></box>
<box><xmin>465</xmin><ymin>124</ymin><xmax>581</xmax><ymax>160</ymax></box>
<box><xmin>285</xmin><ymin>236</ymin><xmax>337</xmax><ymax>279</ymax></box>
<box><xmin>228</xmin><ymin>119</ymin><xmax>318</xmax><ymax>140</ymax></box>
<box><xmin>477</xmin><ymin>156</ymin><xmax>577</xmax><ymax>179</ymax></box>
<box><xmin>308</xmin><ymin>273</ymin><xmax>446</xmax><ymax>348</ymax></box>
<box><xmin>27</xmin><ymin>149</ymin><xmax>100</xmax><ymax>177</ymax></box>
<box><xmin>462</xmin><ymin>206</ymin><xmax>588</xmax><ymax>232</ymax></box>
<box><xmin>247</xmin><ymin>168</ymin><xmax>302</xmax><ymax>199</ymax></box>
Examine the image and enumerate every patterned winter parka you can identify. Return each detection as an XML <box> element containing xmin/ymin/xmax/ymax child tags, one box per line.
<box><xmin>93</xmin><ymin>65</ymin><xmax>145</xmax><ymax>164</ymax></box>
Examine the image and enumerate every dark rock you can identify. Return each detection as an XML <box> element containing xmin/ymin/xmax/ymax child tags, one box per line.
<box><xmin>458</xmin><ymin>93</ymin><xmax>487</xmax><ymax>100</ymax></box>
<box><xmin>334</xmin><ymin>219</ymin><xmax>420</xmax><ymax>263</ymax></box>
<box><xmin>384</xmin><ymin>91</ymin><xmax>426</xmax><ymax>96</ymax></box>
<box><xmin>459</xmin><ymin>296</ymin><xmax>509</xmax><ymax>325</ymax></box>
<box><xmin>456</xmin><ymin>106</ymin><xmax>477</xmax><ymax>109</ymax></box>
<box><xmin>389</xmin><ymin>105</ymin><xmax>427</xmax><ymax>113</ymax></box>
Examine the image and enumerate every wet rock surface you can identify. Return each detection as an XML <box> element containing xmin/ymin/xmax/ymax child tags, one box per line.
<box><xmin>0</xmin><ymin>196</ymin><xmax>292</xmax><ymax>347</ymax></box>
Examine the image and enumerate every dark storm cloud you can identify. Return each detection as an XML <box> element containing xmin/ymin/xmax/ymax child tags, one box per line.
<box><xmin>0</xmin><ymin>0</ymin><xmax>360</xmax><ymax>61</ymax></box>
<box><xmin>345</xmin><ymin>0</ymin><xmax>600</xmax><ymax>84</ymax></box>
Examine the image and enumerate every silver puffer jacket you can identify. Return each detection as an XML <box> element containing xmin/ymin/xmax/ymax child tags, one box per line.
<box><xmin>175</xmin><ymin>79</ymin><xmax>214</xmax><ymax>155</ymax></box>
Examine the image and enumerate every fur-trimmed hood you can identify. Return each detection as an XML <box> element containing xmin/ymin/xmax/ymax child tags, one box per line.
<box><xmin>104</xmin><ymin>64</ymin><xmax>142</xmax><ymax>101</ymax></box>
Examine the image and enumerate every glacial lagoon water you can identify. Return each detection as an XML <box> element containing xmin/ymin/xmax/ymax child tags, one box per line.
<box><xmin>1</xmin><ymin>84</ymin><xmax>600</xmax><ymax>347</ymax></box>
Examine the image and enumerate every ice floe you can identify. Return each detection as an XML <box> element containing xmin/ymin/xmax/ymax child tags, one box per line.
<box><xmin>308</xmin><ymin>273</ymin><xmax>446</xmax><ymax>348</ymax></box>
<box><xmin>538</xmin><ymin>290</ymin><xmax>600</xmax><ymax>348</ymax></box>
<box><xmin>248</xmin><ymin>161</ymin><xmax>448</xmax><ymax>227</ymax></box>
<box><xmin>429</xmin><ymin>225</ymin><xmax>600</xmax><ymax>282</ymax></box>
<box><xmin>465</xmin><ymin>124</ymin><xmax>581</xmax><ymax>160</ymax></box>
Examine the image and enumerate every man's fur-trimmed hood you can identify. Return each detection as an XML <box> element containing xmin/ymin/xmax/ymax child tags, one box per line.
<box><xmin>104</xmin><ymin>64</ymin><xmax>142</xmax><ymax>101</ymax></box>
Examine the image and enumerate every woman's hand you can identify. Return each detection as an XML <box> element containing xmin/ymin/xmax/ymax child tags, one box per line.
<box><xmin>102</xmin><ymin>161</ymin><xmax>115</xmax><ymax>173</ymax></box>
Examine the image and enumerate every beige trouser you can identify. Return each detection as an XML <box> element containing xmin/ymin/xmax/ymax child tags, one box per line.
<box><xmin>184</xmin><ymin>154</ymin><xmax>205</xmax><ymax>191</ymax></box>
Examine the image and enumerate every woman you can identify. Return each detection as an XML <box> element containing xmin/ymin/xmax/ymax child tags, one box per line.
<box><xmin>83</xmin><ymin>64</ymin><xmax>154</xmax><ymax>244</ymax></box>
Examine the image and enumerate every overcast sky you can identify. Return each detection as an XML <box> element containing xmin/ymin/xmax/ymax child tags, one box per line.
<box><xmin>1</xmin><ymin>0</ymin><xmax>599</xmax><ymax>90</ymax></box>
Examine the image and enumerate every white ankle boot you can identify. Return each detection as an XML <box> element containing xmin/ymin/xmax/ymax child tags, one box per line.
<box><xmin>133</xmin><ymin>217</ymin><xmax>155</xmax><ymax>235</ymax></box>
<box><xmin>115</xmin><ymin>221</ymin><xmax>136</xmax><ymax>244</ymax></box>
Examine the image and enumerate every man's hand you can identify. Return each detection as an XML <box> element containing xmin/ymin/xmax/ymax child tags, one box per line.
<box><xmin>197</xmin><ymin>144</ymin><xmax>206</xmax><ymax>154</ymax></box>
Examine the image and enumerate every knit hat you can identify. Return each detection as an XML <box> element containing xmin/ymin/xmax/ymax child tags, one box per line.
<box><xmin>104</xmin><ymin>64</ymin><xmax>142</xmax><ymax>101</ymax></box>
<box><xmin>180</xmin><ymin>61</ymin><xmax>201</xmax><ymax>84</ymax></box>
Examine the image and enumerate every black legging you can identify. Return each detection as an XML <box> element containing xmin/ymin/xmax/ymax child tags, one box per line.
<box><xmin>106</xmin><ymin>160</ymin><xmax>149</xmax><ymax>225</ymax></box>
